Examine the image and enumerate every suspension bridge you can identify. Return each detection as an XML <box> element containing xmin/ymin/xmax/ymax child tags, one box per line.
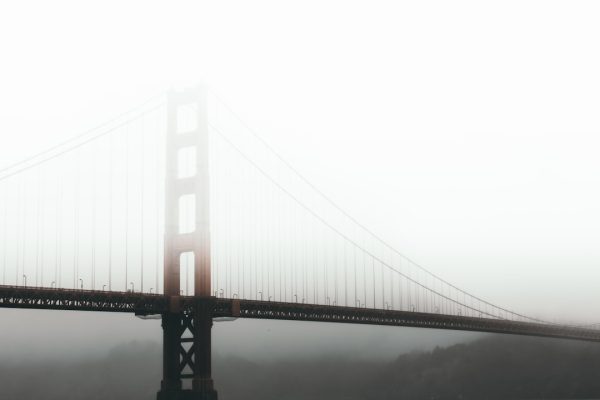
<box><xmin>0</xmin><ymin>86</ymin><xmax>598</xmax><ymax>399</ymax></box>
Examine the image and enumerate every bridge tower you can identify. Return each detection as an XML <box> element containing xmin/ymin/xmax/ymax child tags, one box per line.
<box><xmin>157</xmin><ymin>87</ymin><xmax>218</xmax><ymax>400</ymax></box>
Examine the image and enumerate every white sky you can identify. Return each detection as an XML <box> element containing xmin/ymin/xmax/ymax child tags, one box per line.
<box><xmin>1</xmin><ymin>0</ymin><xmax>600</xmax><ymax>358</ymax></box>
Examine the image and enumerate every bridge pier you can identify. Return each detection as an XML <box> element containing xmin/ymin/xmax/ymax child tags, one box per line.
<box><xmin>157</xmin><ymin>300</ymin><xmax>217</xmax><ymax>400</ymax></box>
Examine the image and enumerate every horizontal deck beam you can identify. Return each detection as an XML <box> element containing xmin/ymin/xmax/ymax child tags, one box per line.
<box><xmin>1</xmin><ymin>285</ymin><xmax>599</xmax><ymax>342</ymax></box>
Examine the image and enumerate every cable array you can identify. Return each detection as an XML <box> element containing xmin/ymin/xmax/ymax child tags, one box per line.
<box><xmin>0</xmin><ymin>88</ymin><xmax>596</xmax><ymax>330</ymax></box>
<box><xmin>205</xmin><ymin>91</ymin><xmax>598</xmax><ymax>327</ymax></box>
<box><xmin>0</xmin><ymin>96</ymin><xmax>166</xmax><ymax>293</ymax></box>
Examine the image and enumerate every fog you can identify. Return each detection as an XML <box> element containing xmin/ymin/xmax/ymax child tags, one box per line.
<box><xmin>0</xmin><ymin>308</ymin><xmax>481</xmax><ymax>363</ymax></box>
<box><xmin>2</xmin><ymin>335</ymin><xmax>600</xmax><ymax>399</ymax></box>
<box><xmin>1</xmin><ymin>0</ymin><xmax>600</xmax><ymax>381</ymax></box>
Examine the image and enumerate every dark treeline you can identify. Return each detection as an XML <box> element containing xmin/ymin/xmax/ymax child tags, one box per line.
<box><xmin>1</xmin><ymin>335</ymin><xmax>600</xmax><ymax>399</ymax></box>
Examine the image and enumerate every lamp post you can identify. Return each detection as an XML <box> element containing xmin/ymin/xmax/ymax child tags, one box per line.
<box><xmin>79</xmin><ymin>278</ymin><xmax>83</xmax><ymax>290</ymax></box>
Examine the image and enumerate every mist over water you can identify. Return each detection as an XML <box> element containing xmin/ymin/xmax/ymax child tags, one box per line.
<box><xmin>2</xmin><ymin>333</ymin><xmax>599</xmax><ymax>400</ymax></box>
<box><xmin>0</xmin><ymin>308</ymin><xmax>480</xmax><ymax>362</ymax></box>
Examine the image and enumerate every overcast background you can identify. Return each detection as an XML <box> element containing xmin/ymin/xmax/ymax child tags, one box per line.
<box><xmin>0</xmin><ymin>0</ymin><xmax>599</xmax><ymax>362</ymax></box>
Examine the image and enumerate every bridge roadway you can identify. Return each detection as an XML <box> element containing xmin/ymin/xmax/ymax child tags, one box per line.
<box><xmin>1</xmin><ymin>285</ymin><xmax>599</xmax><ymax>342</ymax></box>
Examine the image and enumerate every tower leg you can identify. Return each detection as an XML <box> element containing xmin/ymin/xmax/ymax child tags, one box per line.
<box><xmin>192</xmin><ymin>301</ymin><xmax>215</xmax><ymax>396</ymax></box>
<box><xmin>157</xmin><ymin>300</ymin><xmax>217</xmax><ymax>400</ymax></box>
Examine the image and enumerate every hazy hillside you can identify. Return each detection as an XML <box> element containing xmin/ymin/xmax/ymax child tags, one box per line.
<box><xmin>1</xmin><ymin>335</ymin><xmax>600</xmax><ymax>400</ymax></box>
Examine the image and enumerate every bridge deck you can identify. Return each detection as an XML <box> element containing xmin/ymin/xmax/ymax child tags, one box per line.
<box><xmin>1</xmin><ymin>285</ymin><xmax>599</xmax><ymax>342</ymax></box>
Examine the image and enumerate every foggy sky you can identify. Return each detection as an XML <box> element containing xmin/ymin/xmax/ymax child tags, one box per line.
<box><xmin>1</xmin><ymin>0</ymin><xmax>600</xmax><ymax>360</ymax></box>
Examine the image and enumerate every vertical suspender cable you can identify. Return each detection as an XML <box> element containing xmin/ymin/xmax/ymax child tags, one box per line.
<box><xmin>313</xmin><ymin>216</ymin><xmax>318</xmax><ymax>304</ymax></box>
<box><xmin>254</xmin><ymin>167</ymin><xmax>259</xmax><ymax>300</ymax></box>
<box><xmin>125</xmin><ymin>124</ymin><xmax>129</xmax><ymax>291</ymax></box>
<box><xmin>2</xmin><ymin>184</ymin><xmax>7</xmax><ymax>285</ymax></box>
<box><xmin>300</xmin><ymin>205</ymin><xmax>305</xmax><ymax>302</ymax></box>
<box><xmin>372</xmin><ymin>256</ymin><xmax>376</xmax><ymax>308</ymax></box>
<box><xmin>91</xmin><ymin>146</ymin><xmax>97</xmax><ymax>290</ymax></box>
<box><xmin>35</xmin><ymin>168</ymin><xmax>41</xmax><ymax>286</ymax></box>
<box><xmin>381</xmin><ymin>248</ymin><xmax>385</xmax><ymax>309</ymax></box>
<box><xmin>236</xmin><ymin>172</ymin><xmax>241</xmax><ymax>299</ymax></box>
<box><xmin>55</xmin><ymin>170</ymin><xmax>61</xmax><ymax>288</ymax></box>
<box><xmin>265</xmin><ymin>179</ymin><xmax>270</xmax><ymax>301</ymax></box>
<box><xmin>213</xmin><ymin>135</ymin><xmax>219</xmax><ymax>296</ymax></box>
<box><xmin>344</xmin><ymin>241</ymin><xmax>347</xmax><ymax>307</ymax></box>
<box><xmin>362</xmin><ymin>238</ymin><xmax>366</xmax><ymax>307</ymax></box>
<box><xmin>140</xmin><ymin>115</ymin><xmax>145</xmax><ymax>293</ymax></box>
<box><xmin>39</xmin><ymin>168</ymin><xmax>45</xmax><ymax>286</ymax></box>
<box><xmin>227</xmin><ymin>143</ymin><xmax>232</xmax><ymax>298</ymax></box>
<box><xmin>323</xmin><ymin>224</ymin><xmax>328</xmax><ymax>304</ymax></box>
<box><xmin>278</xmin><ymin>179</ymin><xmax>282</xmax><ymax>301</ymax></box>
<box><xmin>21</xmin><ymin>179</ymin><xmax>26</xmax><ymax>285</ymax></box>
<box><xmin>334</xmin><ymin>231</ymin><xmax>338</xmax><ymax>305</ymax></box>
<box><xmin>155</xmin><ymin>109</ymin><xmax>160</xmax><ymax>294</ymax></box>
<box><xmin>16</xmin><ymin>179</ymin><xmax>19</xmax><ymax>285</ymax></box>
<box><xmin>389</xmin><ymin>250</ymin><xmax>394</xmax><ymax>309</ymax></box>
<box><xmin>353</xmin><ymin>235</ymin><xmax>357</xmax><ymax>306</ymax></box>
<box><xmin>73</xmin><ymin>153</ymin><xmax>79</xmax><ymax>289</ymax></box>
<box><xmin>108</xmin><ymin>131</ymin><xmax>113</xmax><ymax>291</ymax></box>
<box><xmin>242</xmin><ymin>155</ymin><xmax>247</xmax><ymax>300</ymax></box>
